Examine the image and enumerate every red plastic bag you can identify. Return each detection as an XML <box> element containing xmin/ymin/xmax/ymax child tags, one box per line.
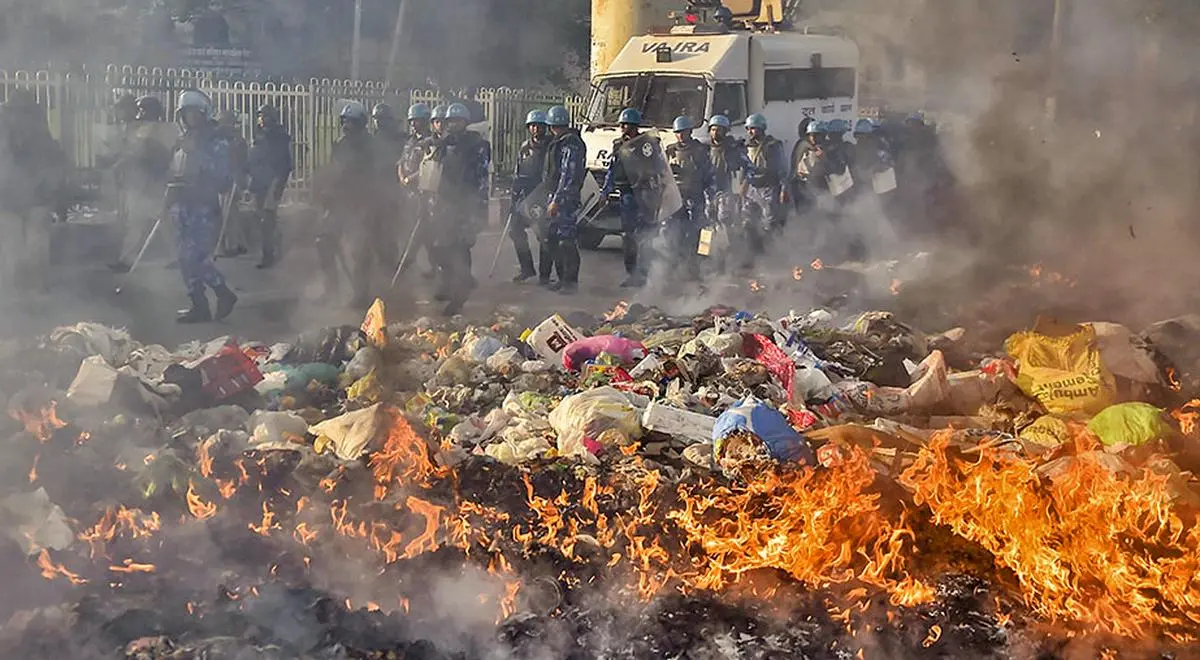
<box><xmin>742</xmin><ymin>334</ymin><xmax>795</xmax><ymax>393</ymax></box>
<box><xmin>196</xmin><ymin>344</ymin><xmax>264</xmax><ymax>401</ymax></box>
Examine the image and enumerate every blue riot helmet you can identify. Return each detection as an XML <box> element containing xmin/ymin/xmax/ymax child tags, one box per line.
<box><xmin>546</xmin><ymin>105</ymin><xmax>571</xmax><ymax>127</ymax></box>
<box><xmin>708</xmin><ymin>114</ymin><xmax>731</xmax><ymax>130</ymax></box>
<box><xmin>407</xmin><ymin>102</ymin><xmax>432</xmax><ymax>121</ymax></box>
<box><xmin>339</xmin><ymin>100</ymin><xmax>368</xmax><ymax>133</ymax></box>
<box><xmin>526</xmin><ymin>109</ymin><xmax>548</xmax><ymax>138</ymax></box>
<box><xmin>853</xmin><ymin>118</ymin><xmax>875</xmax><ymax>135</ymax></box>
<box><xmin>825</xmin><ymin>118</ymin><xmax>848</xmax><ymax>134</ymax></box>
<box><xmin>618</xmin><ymin>107</ymin><xmax>642</xmax><ymax>126</ymax></box>
<box><xmin>806</xmin><ymin>121</ymin><xmax>824</xmax><ymax>135</ymax></box>
<box><xmin>745</xmin><ymin>113</ymin><xmax>767</xmax><ymax>130</ymax></box>
<box><xmin>446</xmin><ymin>103</ymin><xmax>470</xmax><ymax>121</ymax></box>
<box><xmin>175</xmin><ymin>89</ymin><xmax>213</xmax><ymax>128</ymax></box>
<box><xmin>443</xmin><ymin>102</ymin><xmax>470</xmax><ymax>134</ymax></box>
<box><xmin>431</xmin><ymin>104</ymin><xmax>448</xmax><ymax>134</ymax></box>
<box><xmin>672</xmin><ymin>115</ymin><xmax>694</xmax><ymax>133</ymax></box>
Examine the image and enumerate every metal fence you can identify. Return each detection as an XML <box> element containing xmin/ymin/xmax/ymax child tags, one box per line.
<box><xmin>0</xmin><ymin>65</ymin><xmax>587</xmax><ymax>200</ymax></box>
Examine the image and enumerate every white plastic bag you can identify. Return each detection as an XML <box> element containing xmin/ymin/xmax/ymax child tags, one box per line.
<box><xmin>548</xmin><ymin>386</ymin><xmax>643</xmax><ymax>458</ymax></box>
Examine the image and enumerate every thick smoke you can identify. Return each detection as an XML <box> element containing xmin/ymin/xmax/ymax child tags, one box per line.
<box><xmin>622</xmin><ymin>0</ymin><xmax>1200</xmax><ymax>336</ymax></box>
<box><xmin>825</xmin><ymin>0</ymin><xmax>1200</xmax><ymax>327</ymax></box>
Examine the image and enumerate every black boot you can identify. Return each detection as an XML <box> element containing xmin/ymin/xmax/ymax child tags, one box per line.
<box><xmin>176</xmin><ymin>292</ymin><xmax>212</xmax><ymax>324</ymax></box>
<box><xmin>556</xmin><ymin>238</ymin><xmax>581</xmax><ymax>294</ymax></box>
<box><xmin>258</xmin><ymin>211</ymin><xmax>278</xmax><ymax>269</ymax></box>
<box><xmin>213</xmin><ymin>284</ymin><xmax>238</xmax><ymax>321</ymax></box>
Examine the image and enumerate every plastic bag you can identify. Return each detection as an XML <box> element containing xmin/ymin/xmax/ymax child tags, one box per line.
<box><xmin>1019</xmin><ymin>415</ymin><xmax>1070</xmax><ymax>451</ymax></box>
<box><xmin>562</xmin><ymin>336</ymin><xmax>647</xmax><ymax>372</ymax></box>
<box><xmin>360</xmin><ymin>299</ymin><xmax>388</xmax><ymax>349</ymax></box>
<box><xmin>248</xmin><ymin>410</ymin><xmax>309</xmax><ymax>448</ymax></box>
<box><xmin>712</xmin><ymin>397</ymin><xmax>816</xmax><ymax>466</ymax></box>
<box><xmin>486</xmin><ymin>346</ymin><xmax>523</xmax><ymax>374</ymax></box>
<box><xmin>345</xmin><ymin>346</ymin><xmax>382</xmax><ymax>381</ymax></box>
<box><xmin>309</xmin><ymin>403</ymin><xmax>383</xmax><ymax>461</ymax></box>
<box><xmin>1087</xmin><ymin>402</ymin><xmax>1171</xmax><ymax>448</ymax></box>
<box><xmin>548</xmin><ymin>386</ymin><xmax>643</xmax><ymax>458</ymax></box>
<box><xmin>283</xmin><ymin>326</ymin><xmax>367</xmax><ymax>365</ymax></box>
<box><xmin>1005</xmin><ymin>324</ymin><xmax>1115</xmax><ymax>416</ymax></box>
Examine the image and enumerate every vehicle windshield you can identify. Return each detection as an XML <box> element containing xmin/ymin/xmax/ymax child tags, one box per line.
<box><xmin>587</xmin><ymin>74</ymin><xmax>708</xmax><ymax>128</ymax></box>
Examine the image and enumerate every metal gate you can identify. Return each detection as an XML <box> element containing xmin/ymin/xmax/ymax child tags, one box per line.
<box><xmin>1</xmin><ymin>64</ymin><xmax>585</xmax><ymax>200</ymax></box>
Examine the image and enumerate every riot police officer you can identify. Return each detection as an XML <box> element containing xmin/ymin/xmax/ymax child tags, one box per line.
<box><xmin>167</xmin><ymin>90</ymin><xmax>237</xmax><ymax>323</ymax></box>
<box><xmin>665</xmin><ymin>115</ymin><xmax>713</xmax><ymax>280</ymax></box>
<box><xmin>316</xmin><ymin>100</ymin><xmax>377</xmax><ymax>302</ymax></box>
<box><xmin>430</xmin><ymin>104</ymin><xmax>448</xmax><ymax>138</ymax></box>
<box><xmin>371</xmin><ymin>103</ymin><xmax>406</xmax><ymax>155</ymax></box>
<box><xmin>397</xmin><ymin>102</ymin><xmax>435</xmax><ymax>278</ymax></box>
<box><xmin>744</xmin><ymin>113</ymin><xmax>787</xmax><ymax>234</ymax></box>
<box><xmin>509</xmin><ymin>109</ymin><xmax>549</xmax><ymax>282</ymax></box>
<box><xmin>110</xmin><ymin>95</ymin><xmax>176</xmax><ymax>272</ymax></box>
<box><xmin>246</xmin><ymin>104</ymin><xmax>293</xmax><ymax>268</ymax></box>
<box><xmin>600</xmin><ymin>107</ymin><xmax>656</xmax><ymax>288</ymax></box>
<box><xmin>809</xmin><ymin>118</ymin><xmax>854</xmax><ymax>202</ymax></box>
<box><xmin>214</xmin><ymin>111</ymin><xmax>250</xmax><ymax>256</ymax></box>
<box><xmin>0</xmin><ymin>90</ymin><xmax>66</xmax><ymax>295</ymax></box>
<box><xmin>541</xmin><ymin>105</ymin><xmax>587</xmax><ymax>293</ymax></box>
<box><xmin>707</xmin><ymin>114</ymin><xmax>753</xmax><ymax>228</ymax></box>
<box><xmin>421</xmin><ymin>102</ymin><xmax>490</xmax><ymax>315</ymax></box>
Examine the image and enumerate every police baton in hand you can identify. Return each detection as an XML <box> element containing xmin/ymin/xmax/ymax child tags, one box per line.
<box><xmin>489</xmin><ymin>208</ymin><xmax>517</xmax><ymax>279</ymax></box>
<box><xmin>213</xmin><ymin>182</ymin><xmax>239</xmax><ymax>259</ymax></box>
<box><xmin>389</xmin><ymin>212</ymin><xmax>424</xmax><ymax>290</ymax></box>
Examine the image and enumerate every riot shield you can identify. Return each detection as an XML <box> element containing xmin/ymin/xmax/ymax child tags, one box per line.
<box><xmin>617</xmin><ymin>134</ymin><xmax>683</xmax><ymax>224</ymax></box>
<box><xmin>578</xmin><ymin>173</ymin><xmax>603</xmax><ymax>220</ymax></box>
<box><xmin>516</xmin><ymin>182</ymin><xmax>550</xmax><ymax>226</ymax></box>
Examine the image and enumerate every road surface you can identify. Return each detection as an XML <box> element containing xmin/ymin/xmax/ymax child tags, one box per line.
<box><xmin>2</xmin><ymin>214</ymin><xmax>903</xmax><ymax>348</ymax></box>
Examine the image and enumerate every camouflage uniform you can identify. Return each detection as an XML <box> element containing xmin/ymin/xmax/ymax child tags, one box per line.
<box><xmin>167</xmin><ymin>122</ymin><xmax>232</xmax><ymax>299</ymax></box>
<box><xmin>540</xmin><ymin>127</ymin><xmax>587</xmax><ymax>289</ymax></box>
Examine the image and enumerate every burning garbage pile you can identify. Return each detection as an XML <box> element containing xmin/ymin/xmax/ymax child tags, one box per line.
<box><xmin>1</xmin><ymin>303</ymin><xmax>1200</xmax><ymax>657</ymax></box>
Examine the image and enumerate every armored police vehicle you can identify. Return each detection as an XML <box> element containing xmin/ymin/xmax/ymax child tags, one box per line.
<box><xmin>578</xmin><ymin>1</ymin><xmax>860</xmax><ymax>248</ymax></box>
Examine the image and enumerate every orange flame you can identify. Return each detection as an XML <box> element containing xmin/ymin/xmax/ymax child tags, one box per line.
<box><xmin>749</xmin><ymin>280</ymin><xmax>763</xmax><ymax>292</ymax></box>
<box><xmin>109</xmin><ymin>559</ymin><xmax>156</xmax><ymax>574</ymax></box>
<box><xmin>369</xmin><ymin>408</ymin><xmax>447</xmax><ymax>498</ymax></box>
<box><xmin>669</xmin><ymin>448</ymin><xmax>928</xmax><ymax>604</ymax></box>
<box><xmin>186</xmin><ymin>482</ymin><xmax>217</xmax><ymax>520</ymax></box>
<box><xmin>36</xmin><ymin>549</ymin><xmax>86</xmax><ymax>584</ymax></box>
<box><xmin>1167</xmin><ymin>368</ymin><xmax>1182</xmax><ymax>392</ymax></box>
<box><xmin>1173</xmin><ymin>400</ymin><xmax>1200</xmax><ymax>436</ymax></box>
<box><xmin>604</xmin><ymin>300</ymin><xmax>630</xmax><ymax>322</ymax></box>
<box><xmin>28</xmin><ymin>453</ymin><xmax>38</xmax><ymax>483</ymax></box>
<box><xmin>215</xmin><ymin>479</ymin><xmax>237</xmax><ymax>500</ymax></box>
<box><xmin>78</xmin><ymin>506</ymin><xmax>162</xmax><ymax>558</ymax></box>
<box><xmin>196</xmin><ymin>439</ymin><xmax>214</xmax><ymax>479</ymax></box>
<box><xmin>890</xmin><ymin>279</ymin><xmax>903</xmax><ymax>296</ymax></box>
<box><xmin>901</xmin><ymin>432</ymin><xmax>1200</xmax><ymax>638</ymax></box>
<box><xmin>11</xmin><ymin>401</ymin><xmax>67</xmax><ymax>442</ymax></box>
<box><xmin>294</xmin><ymin>522</ymin><xmax>318</xmax><ymax>546</ymax></box>
<box><xmin>248</xmin><ymin>501</ymin><xmax>277</xmax><ymax>536</ymax></box>
<box><xmin>402</xmin><ymin>496</ymin><xmax>445</xmax><ymax>559</ymax></box>
<box><xmin>811</xmin><ymin>258</ymin><xmax>824</xmax><ymax>270</ymax></box>
<box><xmin>792</xmin><ymin>266</ymin><xmax>804</xmax><ymax>280</ymax></box>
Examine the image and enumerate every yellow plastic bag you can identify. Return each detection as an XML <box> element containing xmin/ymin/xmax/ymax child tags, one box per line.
<box><xmin>1019</xmin><ymin>415</ymin><xmax>1070</xmax><ymax>449</ymax></box>
<box><xmin>1087</xmin><ymin>402</ymin><xmax>1170</xmax><ymax>447</ymax></box>
<box><xmin>1004</xmin><ymin>323</ymin><xmax>1115</xmax><ymax>417</ymax></box>
<box><xmin>360</xmin><ymin>299</ymin><xmax>388</xmax><ymax>349</ymax></box>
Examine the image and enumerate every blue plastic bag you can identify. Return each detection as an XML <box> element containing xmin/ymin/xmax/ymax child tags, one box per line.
<box><xmin>712</xmin><ymin>397</ymin><xmax>816</xmax><ymax>465</ymax></box>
